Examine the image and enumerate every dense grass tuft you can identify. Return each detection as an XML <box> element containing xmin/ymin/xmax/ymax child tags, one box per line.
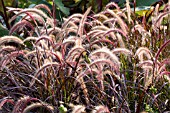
<box><xmin>0</xmin><ymin>1</ymin><xmax>170</xmax><ymax>113</ymax></box>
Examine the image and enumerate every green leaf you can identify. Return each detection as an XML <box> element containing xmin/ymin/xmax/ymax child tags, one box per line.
<box><xmin>0</xmin><ymin>0</ymin><xmax>17</xmax><ymax>12</ymax></box>
<box><xmin>118</xmin><ymin>0</ymin><xmax>159</xmax><ymax>7</ymax></box>
<box><xmin>136</xmin><ymin>0</ymin><xmax>159</xmax><ymax>6</ymax></box>
<box><xmin>0</xmin><ymin>23</ymin><xmax>23</xmax><ymax>39</ymax></box>
<box><xmin>0</xmin><ymin>23</ymin><xmax>10</xmax><ymax>37</ymax></box>
<box><xmin>59</xmin><ymin>104</ymin><xmax>67</xmax><ymax>113</ymax></box>
<box><xmin>54</xmin><ymin>0</ymin><xmax>70</xmax><ymax>16</ymax></box>
<box><xmin>134</xmin><ymin>6</ymin><xmax>151</xmax><ymax>16</ymax></box>
<box><xmin>118</xmin><ymin>0</ymin><xmax>125</xmax><ymax>7</ymax></box>
<box><xmin>74</xmin><ymin>0</ymin><xmax>81</xmax><ymax>3</ymax></box>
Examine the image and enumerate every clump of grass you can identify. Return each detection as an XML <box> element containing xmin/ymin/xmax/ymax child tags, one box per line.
<box><xmin>0</xmin><ymin>1</ymin><xmax>170</xmax><ymax>113</ymax></box>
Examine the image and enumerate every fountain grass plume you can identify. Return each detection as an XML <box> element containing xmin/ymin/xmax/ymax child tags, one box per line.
<box><xmin>0</xmin><ymin>46</ymin><xmax>16</xmax><ymax>54</ymax></box>
<box><xmin>89</xmin><ymin>58</ymin><xmax>120</xmax><ymax>74</ymax></box>
<box><xmin>62</xmin><ymin>14</ymin><xmax>82</xmax><ymax>29</ymax></box>
<box><xmin>94</xmin><ymin>13</ymin><xmax>109</xmax><ymax>21</ymax></box>
<box><xmin>77</xmin><ymin>7</ymin><xmax>91</xmax><ymax>37</ymax></box>
<box><xmin>103</xmin><ymin>28</ymin><xmax>127</xmax><ymax>38</ymax></box>
<box><xmin>0</xmin><ymin>36</ymin><xmax>24</xmax><ymax>46</ymax></box>
<box><xmin>34</xmin><ymin>4</ymin><xmax>52</xmax><ymax>17</ymax></box>
<box><xmin>23</xmin><ymin>102</ymin><xmax>54</xmax><ymax>113</ymax></box>
<box><xmin>155</xmin><ymin>39</ymin><xmax>170</xmax><ymax>64</ymax></box>
<box><xmin>9</xmin><ymin>8</ymin><xmax>49</xmax><ymax>23</ymax></box>
<box><xmin>30</xmin><ymin>62</ymin><xmax>60</xmax><ymax>87</ymax></box>
<box><xmin>92</xmin><ymin>105</ymin><xmax>110</xmax><ymax>113</ymax></box>
<box><xmin>35</xmin><ymin>35</ymin><xmax>54</xmax><ymax>46</ymax></box>
<box><xmin>104</xmin><ymin>9</ymin><xmax>128</xmax><ymax>35</ymax></box>
<box><xmin>12</xmin><ymin>96</ymin><xmax>39</xmax><ymax>113</ymax></box>
<box><xmin>112</xmin><ymin>48</ymin><xmax>132</xmax><ymax>56</ymax></box>
<box><xmin>0</xmin><ymin>50</ymin><xmax>25</xmax><ymax>69</ymax></box>
<box><xmin>125</xmin><ymin>0</ymin><xmax>132</xmax><ymax>23</ymax></box>
<box><xmin>89</xmin><ymin>47</ymin><xmax>120</xmax><ymax>66</ymax></box>
<box><xmin>9</xmin><ymin>20</ymin><xmax>35</xmax><ymax>35</ymax></box>
<box><xmin>135</xmin><ymin>47</ymin><xmax>153</xmax><ymax>61</ymax></box>
<box><xmin>105</xmin><ymin>2</ymin><xmax>120</xmax><ymax>10</ymax></box>
<box><xmin>23</xmin><ymin>36</ymin><xmax>37</xmax><ymax>43</ymax></box>
<box><xmin>0</xmin><ymin>97</ymin><xmax>14</xmax><ymax>110</ymax></box>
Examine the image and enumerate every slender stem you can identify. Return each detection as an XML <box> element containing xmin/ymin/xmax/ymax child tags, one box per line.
<box><xmin>168</xmin><ymin>1</ymin><xmax>170</xmax><ymax>39</ymax></box>
<box><xmin>136</xmin><ymin>88</ymin><xmax>145</xmax><ymax>113</ymax></box>
<box><xmin>52</xmin><ymin>0</ymin><xmax>56</xmax><ymax>27</ymax></box>
<box><xmin>1</xmin><ymin>0</ymin><xmax>10</xmax><ymax>29</ymax></box>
